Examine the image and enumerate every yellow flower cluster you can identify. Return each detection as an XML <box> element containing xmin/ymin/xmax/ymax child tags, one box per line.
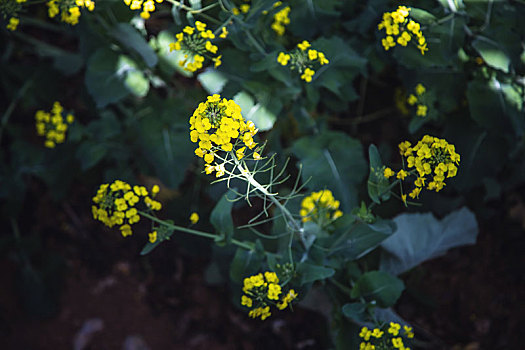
<box><xmin>271</xmin><ymin>2</ymin><xmax>290</xmax><ymax>36</ymax></box>
<box><xmin>2</xmin><ymin>0</ymin><xmax>26</xmax><ymax>31</ymax></box>
<box><xmin>92</xmin><ymin>180</ymin><xmax>161</xmax><ymax>237</ymax></box>
<box><xmin>300</xmin><ymin>189</ymin><xmax>343</xmax><ymax>225</ymax></box>
<box><xmin>232</xmin><ymin>0</ymin><xmax>250</xmax><ymax>15</ymax></box>
<box><xmin>359</xmin><ymin>323</ymin><xmax>414</xmax><ymax>350</ymax></box>
<box><xmin>378</xmin><ymin>6</ymin><xmax>428</xmax><ymax>55</ymax></box>
<box><xmin>189</xmin><ymin>212</ymin><xmax>199</xmax><ymax>224</ymax></box>
<box><xmin>123</xmin><ymin>0</ymin><xmax>162</xmax><ymax>20</ymax></box>
<box><xmin>241</xmin><ymin>271</ymin><xmax>298</xmax><ymax>320</ymax></box>
<box><xmin>169</xmin><ymin>21</ymin><xmax>227</xmax><ymax>72</ymax></box>
<box><xmin>47</xmin><ymin>0</ymin><xmax>95</xmax><ymax>25</ymax></box>
<box><xmin>385</xmin><ymin>135</ymin><xmax>460</xmax><ymax>201</ymax></box>
<box><xmin>189</xmin><ymin>94</ymin><xmax>259</xmax><ymax>176</ymax></box>
<box><xmin>277</xmin><ymin>40</ymin><xmax>329</xmax><ymax>83</ymax></box>
<box><xmin>407</xmin><ymin>83</ymin><xmax>428</xmax><ymax>117</ymax></box>
<box><xmin>35</xmin><ymin>101</ymin><xmax>74</xmax><ymax>148</ymax></box>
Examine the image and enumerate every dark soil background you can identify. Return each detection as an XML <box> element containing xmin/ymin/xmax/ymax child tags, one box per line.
<box><xmin>0</xmin><ymin>179</ymin><xmax>523</xmax><ymax>350</ymax></box>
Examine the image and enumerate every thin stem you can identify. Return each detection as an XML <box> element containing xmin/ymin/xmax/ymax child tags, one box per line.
<box><xmin>165</xmin><ymin>0</ymin><xmax>221</xmax><ymax>24</ymax></box>
<box><xmin>138</xmin><ymin>211</ymin><xmax>254</xmax><ymax>250</ymax></box>
<box><xmin>328</xmin><ymin>277</ymin><xmax>352</xmax><ymax>295</ymax></box>
<box><xmin>0</xmin><ymin>77</ymin><xmax>34</xmax><ymax>146</ymax></box>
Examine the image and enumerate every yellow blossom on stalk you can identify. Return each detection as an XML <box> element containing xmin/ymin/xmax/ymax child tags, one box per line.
<box><xmin>300</xmin><ymin>189</ymin><xmax>343</xmax><ymax>225</ymax></box>
<box><xmin>1</xmin><ymin>0</ymin><xmax>26</xmax><ymax>31</ymax></box>
<box><xmin>277</xmin><ymin>40</ymin><xmax>329</xmax><ymax>83</ymax></box>
<box><xmin>6</xmin><ymin>17</ymin><xmax>19</xmax><ymax>30</ymax></box>
<box><xmin>47</xmin><ymin>0</ymin><xmax>95</xmax><ymax>25</ymax></box>
<box><xmin>241</xmin><ymin>271</ymin><xmax>297</xmax><ymax>320</ymax></box>
<box><xmin>189</xmin><ymin>95</ymin><xmax>259</xmax><ymax>176</ymax></box>
<box><xmin>35</xmin><ymin>101</ymin><xmax>75</xmax><ymax>148</ymax></box>
<box><xmin>169</xmin><ymin>21</ymin><xmax>224</xmax><ymax>72</ymax></box>
<box><xmin>406</xmin><ymin>83</ymin><xmax>428</xmax><ymax>117</ymax></box>
<box><xmin>92</xmin><ymin>180</ymin><xmax>162</xmax><ymax>237</ymax></box>
<box><xmin>378</xmin><ymin>6</ymin><xmax>427</xmax><ymax>55</ymax></box>
<box><xmin>398</xmin><ymin>135</ymin><xmax>460</xmax><ymax>197</ymax></box>
<box><xmin>271</xmin><ymin>3</ymin><xmax>290</xmax><ymax>36</ymax></box>
<box><xmin>189</xmin><ymin>212</ymin><xmax>199</xmax><ymax>224</ymax></box>
<box><xmin>359</xmin><ymin>322</ymin><xmax>413</xmax><ymax>350</ymax></box>
<box><xmin>384</xmin><ymin>167</ymin><xmax>395</xmax><ymax>178</ymax></box>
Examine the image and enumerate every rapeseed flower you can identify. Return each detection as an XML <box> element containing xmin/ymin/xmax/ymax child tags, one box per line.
<box><xmin>35</xmin><ymin>101</ymin><xmax>74</xmax><ymax>148</ymax></box>
<box><xmin>300</xmin><ymin>189</ymin><xmax>343</xmax><ymax>225</ymax></box>
<box><xmin>277</xmin><ymin>40</ymin><xmax>329</xmax><ymax>83</ymax></box>
<box><xmin>359</xmin><ymin>322</ymin><xmax>414</xmax><ymax>350</ymax></box>
<box><xmin>123</xmin><ymin>0</ymin><xmax>162</xmax><ymax>19</ymax></box>
<box><xmin>241</xmin><ymin>271</ymin><xmax>297</xmax><ymax>320</ymax></box>
<box><xmin>189</xmin><ymin>94</ymin><xmax>259</xmax><ymax>176</ymax></box>
<box><xmin>92</xmin><ymin>180</ymin><xmax>162</xmax><ymax>237</ymax></box>
<box><xmin>47</xmin><ymin>0</ymin><xmax>94</xmax><ymax>25</ymax></box>
<box><xmin>378</xmin><ymin>6</ymin><xmax>428</xmax><ymax>55</ymax></box>
<box><xmin>1</xmin><ymin>0</ymin><xmax>27</xmax><ymax>30</ymax></box>
<box><xmin>169</xmin><ymin>21</ymin><xmax>226</xmax><ymax>73</ymax></box>
<box><xmin>406</xmin><ymin>83</ymin><xmax>428</xmax><ymax>117</ymax></box>
<box><xmin>271</xmin><ymin>2</ymin><xmax>290</xmax><ymax>36</ymax></box>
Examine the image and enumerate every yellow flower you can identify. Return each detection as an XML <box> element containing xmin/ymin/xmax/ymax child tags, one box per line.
<box><xmin>415</xmin><ymin>83</ymin><xmax>426</xmax><ymax>95</ymax></box>
<box><xmin>300</xmin><ymin>189</ymin><xmax>342</xmax><ymax>225</ymax></box>
<box><xmin>297</xmin><ymin>40</ymin><xmax>311</xmax><ymax>51</ymax></box>
<box><xmin>148</xmin><ymin>231</ymin><xmax>157</xmax><ymax>243</ymax></box>
<box><xmin>189</xmin><ymin>212</ymin><xmax>199</xmax><ymax>224</ymax></box>
<box><xmin>300</xmin><ymin>68</ymin><xmax>315</xmax><ymax>83</ymax></box>
<box><xmin>384</xmin><ymin>167</ymin><xmax>395</xmax><ymax>178</ymax></box>
<box><xmin>416</xmin><ymin>104</ymin><xmax>428</xmax><ymax>117</ymax></box>
<box><xmin>6</xmin><ymin>17</ymin><xmax>19</xmax><ymax>31</ymax></box>
<box><xmin>277</xmin><ymin>52</ymin><xmax>290</xmax><ymax>66</ymax></box>
<box><xmin>219</xmin><ymin>26</ymin><xmax>228</xmax><ymax>38</ymax></box>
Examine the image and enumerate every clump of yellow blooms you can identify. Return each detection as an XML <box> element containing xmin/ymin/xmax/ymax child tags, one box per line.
<box><xmin>189</xmin><ymin>94</ymin><xmax>260</xmax><ymax>177</ymax></box>
<box><xmin>35</xmin><ymin>101</ymin><xmax>74</xmax><ymax>148</ymax></box>
<box><xmin>123</xmin><ymin>0</ymin><xmax>162</xmax><ymax>20</ymax></box>
<box><xmin>407</xmin><ymin>83</ymin><xmax>428</xmax><ymax>117</ymax></box>
<box><xmin>384</xmin><ymin>135</ymin><xmax>460</xmax><ymax>202</ymax></box>
<box><xmin>169</xmin><ymin>21</ymin><xmax>227</xmax><ymax>73</ymax></box>
<box><xmin>232</xmin><ymin>0</ymin><xmax>250</xmax><ymax>15</ymax></box>
<box><xmin>241</xmin><ymin>271</ymin><xmax>298</xmax><ymax>320</ymax></box>
<box><xmin>378</xmin><ymin>6</ymin><xmax>428</xmax><ymax>55</ymax></box>
<box><xmin>270</xmin><ymin>2</ymin><xmax>290</xmax><ymax>36</ymax></box>
<box><xmin>92</xmin><ymin>180</ymin><xmax>162</xmax><ymax>237</ymax></box>
<box><xmin>1</xmin><ymin>0</ymin><xmax>27</xmax><ymax>31</ymax></box>
<box><xmin>47</xmin><ymin>0</ymin><xmax>95</xmax><ymax>25</ymax></box>
<box><xmin>277</xmin><ymin>40</ymin><xmax>329</xmax><ymax>83</ymax></box>
<box><xmin>300</xmin><ymin>189</ymin><xmax>343</xmax><ymax>225</ymax></box>
<box><xmin>359</xmin><ymin>322</ymin><xmax>414</xmax><ymax>350</ymax></box>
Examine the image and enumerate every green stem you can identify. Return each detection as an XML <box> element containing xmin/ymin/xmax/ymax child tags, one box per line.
<box><xmin>165</xmin><ymin>0</ymin><xmax>221</xmax><ymax>24</ymax></box>
<box><xmin>329</xmin><ymin>277</ymin><xmax>352</xmax><ymax>295</ymax></box>
<box><xmin>138</xmin><ymin>210</ymin><xmax>253</xmax><ymax>250</ymax></box>
<box><xmin>0</xmin><ymin>77</ymin><xmax>34</xmax><ymax>146</ymax></box>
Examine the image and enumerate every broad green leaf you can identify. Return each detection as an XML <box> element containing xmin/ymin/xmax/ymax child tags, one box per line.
<box><xmin>85</xmin><ymin>48</ymin><xmax>130</xmax><ymax>107</ymax></box>
<box><xmin>233</xmin><ymin>91</ymin><xmax>277</xmax><ymax>131</ymax></box>
<box><xmin>342</xmin><ymin>302</ymin><xmax>367</xmax><ymax>322</ymax></box>
<box><xmin>76</xmin><ymin>141</ymin><xmax>108</xmax><ymax>171</ymax></box>
<box><xmin>329</xmin><ymin>219</ymin><xmax>395</xmax><ymax>260</ymax></box>
<box><xmin>198</xmin><ymin>69</ymin><xmax>228</xmax><ymax>94</ymax></box>
<box><xmin>124</xmin><ymin>69</ymin><xmax>149</xmax><ymax>97</ymax></box>
<box><xmin>409</xmin><ymin>8</ymin><xmax>437</xmax><ymax>25</ymax></box>
<box><xmin>380</xmin><ymin>207</ymin><xmax>478</xmax><ymax>275</ymax></box>
<box><xmin>367</xmin><ymin>144</ymin><xmax>390</xmax><ymax>204</ymax></box>
<box><xmin>351</xmin><ymin>271</ymin><xmax>404</xmax><ymax>308</ymax></box>
<box><xmin>110</xmin><ymin>23</ymin><xmax>158</xmax><ymax>68</ymax></box>
<box><xmin>229</xmin><ymin>241</ymin><xmax>264</xmax><ymax>282</ymax></box>
<box><xmin>210</xmin><ymin>193</ymin><xmax>234</xmax><ymax>245</ymax></box>
<box><xmin>292</xmin><ymin>131</ymin><xmax>367</xmax><ymax>210</ymax></box>
<box><xmin>297</xmin><ymin>262</ymin><xmax>335</xmax><ymax>284</ymax></box>
<box><xmin>472</xmin><ymin>37</ymin><xmax>510</xmax><ymax>73</ymax></box>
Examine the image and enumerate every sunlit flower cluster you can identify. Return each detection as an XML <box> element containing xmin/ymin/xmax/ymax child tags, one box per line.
<box><xmin>189</xmin><ymin>94</ymin><xmax>260</xmax><ymax>176</ymax></box>
<box><xmin>123</xmin><ymin>0</ymin><xmax>162</xmax><ymax>20</ymax></box>
<box><xmin>300</xmin><ymin>189</ymin><xmax>343</xmax><ymax>225</ymax></box>
<box><xmin>407</xmin><ymin>83</ymin><xmax>428</xmax><ymax>117</ymax></box>
<box><xmin>359</xmin><ymin>323</ymin><xmax>414</xmax><ymax>350</ymax></box>
<box><xmin>378</xmin><ymin>6</ymin><xmax>428</xmax><ymax>55</ymax></box>
<box><xmin>241</xmin><ymin>271</ymin><xmax>298</xmax><ymax>320</ymax></box>
<box><xmin>277</xmin><ymin>40</ymin><xmax>329</xmax><ymax>83</ymax></box>
<box><xmin>270</xmin><ymin>2</ymin><xmax>290</xmax><ymax>36</ymax></box>
<box><xmin>1</xmin><ymin>0</ymin><xmax>26</xmax><ymax>30</ymax></box>
<box><xmin>384</xmin><ymin>135</ymin><xmax>460</xmax><ymax>202</ymax></box>
<box><xmin>169</xmin><ymin>21</ymin><xmax>227</xmax><ymax>72</ymax></box>
<box><xmin>92</xmin><ymin>180</ymin><xmax>161</xmax><ymax>237</ymax></box>
<box><xmin>47</xmin><ymin>0</ymin><xmax>95</xmax><ymax>25</ymax></box>
<box><xmin>35</xmin><ymin>101</ymin><xmax>74</xmax><ymax>148</ymax></box>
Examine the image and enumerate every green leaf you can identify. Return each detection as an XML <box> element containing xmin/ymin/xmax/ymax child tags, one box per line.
<box><xmin>124</xmin><ymin>69</ymin><xmax>149</xmax><ymax>97</ymax></box>
<box><xmin>380</xmin><ymin>207</ymin><xmax>478</xmax><ymax>275</ymax></box>
<box><xmin>342</xmin><ymin>302</ymin><xmax>367</xmax><ymax>322</ymax></box>
<box><xmin>330</xmin><ymin>220</ymin><xmax>395</xmax><ymax>260</ymax></box>
<box><xmin>367</xmin><ymin>144</ymin><xmax>391</xmax><ymax>204</ymax></box>
<box><xmin>409</xmin><ymin>8</ymin><xmax>437</xmax><ymax>25</ymax></box>
<box><xmin>297</xmin><ymin>262</ymin><xmax>335</xmax><ymax>284</ymax></box>
<box><xmin>210</xmin><ymin>193</ymin><xmax>234</xmax><ymax>245</ymax></box>
<box><xmin>140</xmin><ymin>223</ymin><xmax>175</xmax><ymax>255</ymax></box>
<box><xmin>292</xmin><ymin>131</ymin><xmax>367</xmax><ymax>210</ymax></box>
<box><xmin>76</xmin><ymin>141</ymin><xmax>108</xmax><ymax>171</ymax></box>
<box><xmin>198</xmin><ymin>69</ymin><xmax>228</xmax><ymax>94</ymax></box>
<box><xmin>351</xmin><ymin>271</ymin><xmax>404</xmax><ymax>308</ymax></box>
<box><xmin>229</xmin><ymin>241</ymin><xmax>264</xmax><ymax>282</ymax></box>
<box><xmin>110</xmin><ymin>23</ymin><xmax>158</xmax><ymax>68</ymax></box>
<box><xmin>85</xmin><ymin>48</ymin><xmax>130</xmax><ymax>108</ymax></box>
<box><xmin>233</xmin><ymin>91</ymin><xmax>277</xmax><ymax>131</ymax></box>
<box><xmin>472</xmin><ymin>37</ymin><xmax>510</xmax><ymax>73</ymax></box>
